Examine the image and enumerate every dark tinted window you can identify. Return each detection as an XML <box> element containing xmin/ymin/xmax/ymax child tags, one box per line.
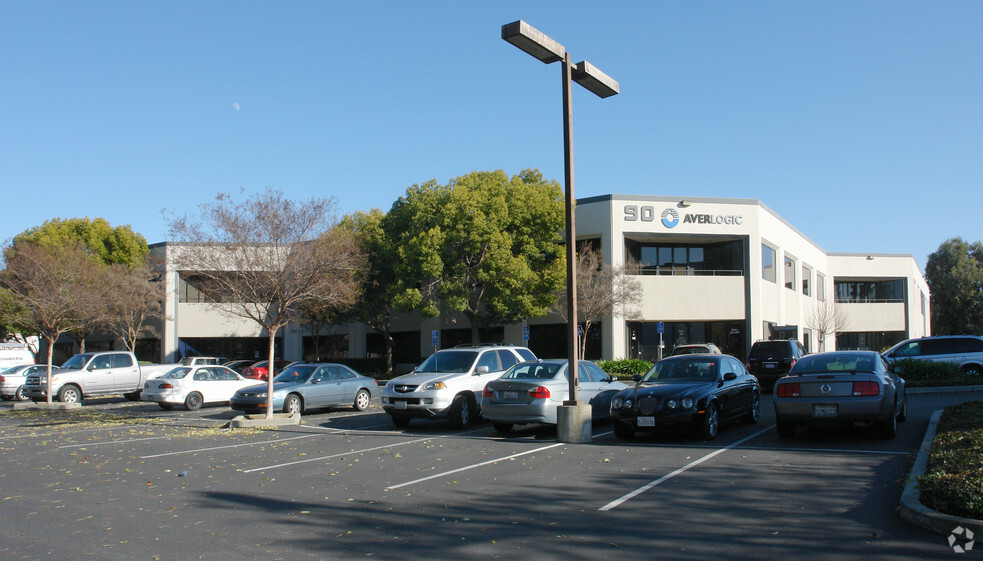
<box><xmin>496</xmin><ymin>350</ymin><xmax>519</xmax><ymax>371</ymax></box>
<box><xmin>749</xmin><ymin>341</ymin><xmax>792</xmax><ymax>359</ymax></box>
<box><xmin>112</xmin><ymin>353</ymin><xmax>134</xmax><ymax>368</ymax></box>
<box><xmin>516</xmin><ymin>348</ymin><xmax>537</xmax><ymax>361</ymax></box>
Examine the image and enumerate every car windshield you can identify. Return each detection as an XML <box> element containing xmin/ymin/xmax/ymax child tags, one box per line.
<box><xmin>501</xmin><ymin>362</ymin><xmax>563</xmax><ymax>380</ymax></box>
<box><xmin>792</xmin><ymin>354</ymin><xmax>877</xmax><ymax>374</ymax></box>
<box><xmin>641</xmin><ymin>357</ymin><xmax>718</xmax><ymax>383</ymax></box>
<box><xmin>161</xmin><ymin>367</ymin><xmax>192</xmax><ymax>379</ymax></box>
<box><xmin>749</xmin><ymin>342</ymin><xmax>790</xmax><ymax>359</ymax></box>
<box><xmin>273</xmin><ymin>365</ymin><xmax>317</xmax><ymax>383</ymax></box>
<box><xmin>672</xmin><ymin>346</ymin><xmax>708</xmax><ymax>356</ymax></box>
<box><xmin>61</xmin><ymin>354</ymin><xmax>93</xmax><ymax>370</ymax></box>
<box><xmin>416</xmin><ymin>351</ymin><xmax>478</xmax><ymax>374</ymax></box>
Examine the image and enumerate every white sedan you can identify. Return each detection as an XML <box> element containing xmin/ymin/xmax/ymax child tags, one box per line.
<box><xmin>141</xmin><ymin>365</ymin><xmax>256</xmax><ymax>410</ymax></box>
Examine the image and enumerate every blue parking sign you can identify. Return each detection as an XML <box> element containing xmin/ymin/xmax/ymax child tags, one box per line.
<box><xmin>657</xmin><ymin>322</ymin><xmax>664</xmax><ymax>334</ymax></box>
<box><xmin>432</xmin><ymin>329</ymin><xmax>439</xmax><ymax>347</ymax></box>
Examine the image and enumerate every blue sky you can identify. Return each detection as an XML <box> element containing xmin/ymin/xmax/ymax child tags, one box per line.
<box><xmin>2</xmin><ymin>1</ymin><xmax>981</xmax><ymax>270</ymax></box>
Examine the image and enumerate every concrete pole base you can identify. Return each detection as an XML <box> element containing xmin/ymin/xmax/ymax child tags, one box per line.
<box><xmin>557</xmin><ymin>401</ymin><xmax>592</xmax><ymax>443</ymax></box>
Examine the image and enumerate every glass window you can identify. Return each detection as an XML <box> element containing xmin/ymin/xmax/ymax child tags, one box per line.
<box><xmin>784</xmin><ymin>256</ymin><xmax>795</xmax><ymax>290</ymax></box>
<box><xmin>496</xmin><ymin>350</ymin><xmax>519</xmax><ymax>371</ymax></box>
<box><xmin>802</xmin><ymin>265</ymin><xmax>812</xmax><ymax>296</ymax></box>
<box><xmin>817</xmin><ymin>273</ymin><xmax>826</xmax><ymax>302</ymax></box>
<box><xmin>477</xmin><ymin>351</ymin><xmax>501</xmax><ymax>372</ymax></box>
<box><xmin>625</xmin><ymin>239</ymin><xmax>743</xmax><ymax>276</ymax></box>
<box><xmin>762</xmin><ymin>244</ymin><xmax>777</xmax><ymax>283</ymax></box>
<box><xmin>112</xmin><ymin>353</ymin><xmax>134</xmax><ymax>368</ymax></box>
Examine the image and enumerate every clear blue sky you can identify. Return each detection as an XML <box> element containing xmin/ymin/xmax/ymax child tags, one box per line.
<box><xmin>2</xmin><ymin>1</ymin><xmax>981</xmax><ymax>270</ymax></box>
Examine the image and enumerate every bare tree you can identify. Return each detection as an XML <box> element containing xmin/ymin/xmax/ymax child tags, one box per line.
<box><xmin>167</xmin><ymin>188</ymin><xmax>364</xmax><ymax>418</ymax></box>
<box><xmin>553</xmin><ymin>245</ymin><xmax>642</xmax><ymax>359</ymax></box>
<box><xmin>104</xmin><ymin>262</ymin><xmax>163</xmax><ymax>354</ymax></box>
<box><xmin>806</xmin><ymin>299</ymin><xmax>849</xmax><ymax>352</ymax></box>
<box><xmin>0</xmin><ymin>242</ymin><xmax>102</xmax><ymax>403</ymax></box>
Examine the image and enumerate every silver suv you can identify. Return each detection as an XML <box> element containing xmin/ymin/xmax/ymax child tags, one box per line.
<box><xmin>381</xmin><ymin>344</ymin><xmax>536</xmax><ymax>428</ymax></box>
<box><xmin>883</xmin><ymin>335</ymin><xmax>983</xmax><ymax>376</ymax></box>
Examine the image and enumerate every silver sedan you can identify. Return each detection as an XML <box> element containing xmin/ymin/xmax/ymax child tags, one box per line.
<box><xmin>773</xmin><ymin>351</ymin><xmax>906</xmax><ymax>438</ymax></box>
<box><xmin>480</xmin><ymin>359</ymin><xmax>628</xmax><ymax>434</ymax></box>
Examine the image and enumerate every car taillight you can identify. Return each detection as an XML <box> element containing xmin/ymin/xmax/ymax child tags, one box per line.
<box><xmin>0</xmin><ymin>376</ymin><xmax>5</xmax><ymax>382</ymax></box>
<box><xmin>529</xmin><ymin>386</ymin><xmax>550</xmax><ymax>399</ymax></box>
<box><xmin>852</xmin><ymin>381</ymin><xmax>879</xmax><ymax>396</ymax></box>
<box><xmin>159</xmin><ymin>383</ymin><xmax>174</xmax><ymax>389</ymax></box>
<box><xmin>776</xmin><ymin>383</ymin><xmax>800</xmax><ymax>397</ymax></box>
<box><xmin>482</xmin><ymin>386</ymin><xmax>493</xmax><ymax>398</ymax></box>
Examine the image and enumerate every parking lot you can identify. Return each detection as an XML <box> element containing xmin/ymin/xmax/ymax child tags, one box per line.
<box><xmin>1</xmin><ymin>390</ymin><xmax>979</xmax><ymax>561</ymax></box>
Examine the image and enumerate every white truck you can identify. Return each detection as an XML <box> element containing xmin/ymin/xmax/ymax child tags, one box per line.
<box><xmin>24</xmin><ymin>351</ymin><xmax>147</xmax><ymax>403</ymax></box>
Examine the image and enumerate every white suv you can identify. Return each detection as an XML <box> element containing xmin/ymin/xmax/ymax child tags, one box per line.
<box><xmin>381</xmin><ymin>344</ymin><xmax>536</xmax><ymax>428</ymax></box>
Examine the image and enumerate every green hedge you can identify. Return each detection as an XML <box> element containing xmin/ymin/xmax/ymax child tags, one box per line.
<box><xmin>917</xmin><ymin>401</ymin><xmax>983</xmax><ymax>520</ymax></box>
<box><xmin>893</xmin><ymin>359</ymin><xmax>980</xmax><ymax>387</ymax></box>
<box><xmin>597</xmin><ymin>359</ymin><xmax>653</xmax><ymax>379</ymax></box>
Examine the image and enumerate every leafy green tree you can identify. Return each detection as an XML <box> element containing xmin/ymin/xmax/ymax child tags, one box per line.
<box><xmin>0</xmin><ymin>288</ymin><xmax>37</xmax><ymax>350</ymax></box>
<box><xmin>338</xmin><ymin>209</ymin><xmax>400</xmax><ymax>375</ymax></box>
<box><xmin>386</xmin><ymin>169</ymin><xmax>566</xmax><ymax>343</ymax></box>
<box><xmin>925</xmin><ymin>237</ymin><xmax>983</xmax><ymax>335</ymax></box>
<box><xmin>12</xmin><ymin>217</ymin><xmax>149</xmax><ymax>268</ymax></box>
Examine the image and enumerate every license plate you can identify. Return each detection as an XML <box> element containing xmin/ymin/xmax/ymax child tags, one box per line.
<box><xmin>813</xmin><ymin>405</ymin><xmax>837</xmax><ymax>418</ymax></box>
<box><xmin>637</xmin><ymin>416</ymin><xmax>655</xmax><ymax>427</ymax></box>
<box><xmin>504</xmin><ymin>391</ymin><xmax>519</xmax><ymax>400</ymax></box>
<box><xmin>764</xmin><ymin>363</ymin><xmax>777</xmax><ymax>369</ymax></box>
<box><xmin>394</xmin><ymin>400</ymin><xmax>407</xmax><ymax>410</ymax></box>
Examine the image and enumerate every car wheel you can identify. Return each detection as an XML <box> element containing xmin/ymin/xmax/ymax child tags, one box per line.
<box><xmin>613</xmin><ymin>421</ymin><xmax>635</xmax><ymax>440</ymax></box>
<box><xmin>159</xmin><ymin>403</ymin><xmax>175</xmax><ymax>410</ymax></box>
<box><xmin>877</xmin><ymin>404</ymin><xmax>898</xmax><ymax>439</ymax></box>
<box><xmin>15</xmin><ymin>386</ymin><xmax>29</xmax><ymax>401</ymax></box>
<box><xmin>283</xmin><ymin>394</ymin><xmax>303</xmax><ymax>415</ymax></box>
<box><xmin>493</xmin><ymin>422</ymin><xmax>513</xmax><ymax>435</ymax></box>
<box><xmin>699</xmin><ymin>403</ymin><xmax>719</xmax><ymax>440</ymax></box>
<box><xmin>57</xmin><ymin>385</ymin><xmax>82</xmax><ymax>404</ymax></box>
<box><xmin>390</xmin><ymin>413</ymin><xmax>411</xmax><ymax>428</ymax></box>
<box><xmin>963</xmin><ymin>364</ymin><xmax>983</xmax><ymax>377</ymax></box>
<box><xmin>184</xmin><ymin>392</ymin><xmax>203</xmax><ymax>411</ymax></box>
<box><xmin>776</xmin><ymin>417</ymin><xmax>796</xmax><ymax>438</ymax></box>
<box><xmin>742</xmin><ymin>392</ymin><xmax>760</xmax><ymax>424</ymax></box>
<box><xmin>353</xmin><ymin>389</ymin><xmax>371</xmax><ymax>411</ymax></box>
<box><xmin>450</xmin><ymin>394</ymin><xmax>474</xmax><ymax>429</ymax></box>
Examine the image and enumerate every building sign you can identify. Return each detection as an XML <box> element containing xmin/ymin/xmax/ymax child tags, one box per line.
<box><xmin>624</xmin><ymin>205</ymin><xmax>743</xmax><ymax>229</ymax></box>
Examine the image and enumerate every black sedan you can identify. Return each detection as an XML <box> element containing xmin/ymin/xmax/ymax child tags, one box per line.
<box><xmin>609</xmin><ymin>354</ymin><xmax>760</xmax><ymax>440</ymax></box>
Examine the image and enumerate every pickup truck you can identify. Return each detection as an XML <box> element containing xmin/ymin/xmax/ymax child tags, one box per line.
<box><xmin>139</xmin><ymin>356</ymin><xmax>225</xmax><ymax>380</ymax></box>
<box><xmin>24</xmin><ymin>351</ymin><xmax>147</xmax><ymax>404</ymax></box>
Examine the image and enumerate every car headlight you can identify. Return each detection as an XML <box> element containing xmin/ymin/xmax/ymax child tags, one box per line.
<box><xmin>681</xmin><ymin>397</ymin><xmax>694</xmax><ymax>409</ymax></box>
<box><xmin>254</xmin><ymin>392</ymin><xmax>268</xmax><ymax>398</ymax></box>
<box><xmin>624</xmin><ymin>398</ymin><xmax>634</xmax><ymax>409</ymax></box>
<box><xmin>612</xmin><ymin>397</ymin><xmax>624</xmax><ymax>409</ymax></box>
<box><xmin>385</xmin><ymin>381</ymin><xmax>394</xmax><ymax>391</ymax></box>
<box><xmin>666</xmin><ymin>399</ymin><xmax>678</xmax><ymax>410</ymax></box>
<box><xmin>422</xmin><ymin>382</ymin><xmax>447</xmax><ymax>391</ymax></box>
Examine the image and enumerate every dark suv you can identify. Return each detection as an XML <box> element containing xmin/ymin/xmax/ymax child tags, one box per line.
<box><xmin>746</xmin><ymin>339</ymin><xmax>806</xmax><ymax>390</ymax></box>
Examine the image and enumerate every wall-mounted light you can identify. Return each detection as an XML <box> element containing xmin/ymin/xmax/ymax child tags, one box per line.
<box><xmin>679</xmin><ymin>200</ymin><xmax>693</xmax><ymax>208</ymax></box>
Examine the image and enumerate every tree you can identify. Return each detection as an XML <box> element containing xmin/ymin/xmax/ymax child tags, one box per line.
<box><xmin>0</xmin><ymin>242</ymin><xmax>103</xmax><ymax>403</ymax></box>
<box><xmin>386</xmin><ymin>169</ymin><xmax>566</xmax><ymax>343</ymax></box>
<box><xmin>13</xmin><ymin>217</ymin><xmax>149</xmax><ymax>268</ymax></box>
<box><xmin>552</xmin><ymin>245</ymin><xmax>642</xmax><ymax>359</ymax></box>
<box><xmin>925</xmin><ymin>237</ymin><xmax>983</xmax><ymax>335</ymax></box>
<box><xmin>167</xmin><ymin>188</ymin><xmax>364</xmax><ymax>419</ymax></box>
<box><xmin>338</xmin><ymin>209</ymin><xmax>400</xmax><ymax>375</ymax></box>
<box><xmin>104</xmin><ymin>263</ymin><xmax>164</xmax><ymax>353</ymax></box>
<box><xmin>806</xmin><ymin>299</ymin><xmax>849</xmax><ymax>352</ymax></box>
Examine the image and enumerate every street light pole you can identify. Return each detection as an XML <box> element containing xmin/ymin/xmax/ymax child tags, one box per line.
<box><xmin>503</xmin><ymin>20</ymin><xmax>619</xmax><ymax>443</ymax></box>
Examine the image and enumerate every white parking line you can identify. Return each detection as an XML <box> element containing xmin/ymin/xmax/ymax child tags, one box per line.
<box><xmin>139</xmin><ymin>433</ymin><xmax>322</xmax><ymax>459</ymax></box>
<box><xmin>599</xmin><ymin>425</ymin><xmax>773</xmax><ymax>511</ymax></box>
<box><xmin>385</xmin><ymin>442</ymin><xmax>566</xmax><ymax>490</ymax></box>
<box><xmin>60</xmin><ymin>436</ymin><xmax>171</xmax><ymax>448</ymax></box>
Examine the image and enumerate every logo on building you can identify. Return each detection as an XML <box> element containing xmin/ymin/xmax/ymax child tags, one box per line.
<box><xmin>661</xmin><ymin>208</ymin><xmax>679</xmax><ymax>228</ymax></box>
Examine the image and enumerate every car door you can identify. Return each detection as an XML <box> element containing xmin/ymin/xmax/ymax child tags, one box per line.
<box><xmin>111</xmin><ymin>353</ymin><xmax>140</xmax><ymax>391</ymax></box>
<box><xmin>307</xmin><ymin>365</ymin><xmax>344</xmax><ymax>408</ymax></box>
<box><xmin>579</xmin><ymin>362</ymin><xmax>617</xmax><ymax>419</ymax></box>
<box><xmin>335</xmin><ymin>366</ymin><xmax>360</xmax><ymax>404</ymax></box>
<box><xmin>209</xmin><ymin>366</ymin><xmax>247</xmax><ymax>403</ymax></box>
<box><xmin>714</xmin><ymin>357</ymin><xmax>746</xmax><ymax>419</ymax></box>
<box><xmin>85</xmin><ymin>354</ymin><xmax>115</xmax><ymax>394</ymax></box>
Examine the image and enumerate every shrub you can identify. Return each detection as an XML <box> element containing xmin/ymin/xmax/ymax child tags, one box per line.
<box><xmin>917</xmin><ymin>401</ymin><xmax>983</xmax><ymax>519</ymax></box>
<box><xmin>893</xmin><ymin>359</ymin><xmax>978</xmax><ymax>387</ymax></box>
<box><xmin>597</xmin><ymin>359</ymin><xmax>652</xmax><ymax>378</ymax></box>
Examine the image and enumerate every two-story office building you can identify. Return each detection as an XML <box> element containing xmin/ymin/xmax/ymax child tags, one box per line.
<box><xmin>147</xmin><ymin>195</ymin><xmax>929</xmax><ymax>367</ymax></box>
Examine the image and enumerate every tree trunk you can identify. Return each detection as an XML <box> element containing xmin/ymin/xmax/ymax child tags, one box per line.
<box><xmin>265</xmin><ymin>327</ymin><xmax>279</xmax><ymax>419</ymax></box>
<box><xmin>45</xmin><ymin>336</ymin><xmax>56</xmax><ymax>405</ymax></box>
<box><xmin>384</xmin><ymin>332</ymin><xmax>394</xmax><ymax>377</ymax></box>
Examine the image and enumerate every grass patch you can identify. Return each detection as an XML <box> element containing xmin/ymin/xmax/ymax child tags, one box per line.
<box><xmin>598</xmin><ymin>359</ymin><xmax>653</xmax><ymax>379</ymax></box>
<box><xmin>917</xmin><ymin>401</ymin><xmax>983</xmax><ymax>520</ymax></box>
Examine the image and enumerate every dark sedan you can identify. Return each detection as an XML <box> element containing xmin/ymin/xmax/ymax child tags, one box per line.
<box><xmin>773</xmin><ymin>351</ymin><xmax>906</xmax><ymax>438</ymax></box>
<box><xmin>609</xmin><ymin>354</ymin><xmax>760</xmax><ymax>440</ymax></box>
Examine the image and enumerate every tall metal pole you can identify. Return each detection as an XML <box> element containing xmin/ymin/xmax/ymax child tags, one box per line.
<box><xmin>562</xmin><ymin>52</ymin><xmax>579</xmax><ymax>405</ymax></box>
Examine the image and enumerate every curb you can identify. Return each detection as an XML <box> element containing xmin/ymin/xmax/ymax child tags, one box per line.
<box><xmin>899</xmin><ymin>409</ymin><xmax>983</xmax><ymax>535</ymax></box>
<box><xmin>226</xmin><ymin>412</ymin><xmax>301</xmax><ymax>428</ymax></box>
<box><xmin>907</xmin><ymin>385</ymin><xmax>983</xmax><ymax>394</ymax></box>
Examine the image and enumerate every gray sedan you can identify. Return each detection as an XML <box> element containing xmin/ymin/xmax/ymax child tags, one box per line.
<box><xmin>480</xmin><ymin>359</ymin><xmax>628</xmax><ymax>434</ymax></box>
<box><xmin>773</xmin><ymin>351</ymin><xmax>906</xmax><ymax>438</ymax></box>
<box><xmin>230</xmin><ymin>363</ymin><xmax>379</xmax><ymax>415</ymax></box>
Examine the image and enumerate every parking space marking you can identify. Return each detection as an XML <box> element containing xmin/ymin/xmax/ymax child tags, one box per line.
<box><xmin>140</xmin><ymin>433</ymin><xmax>322</xmax><ymax>459</ymax></box>
<box><xmin>59</xmin><ymin>435</ymin><xmax>171</xmax><ymax>448</ymax></box>
<box><xmin>384</xmin><ymin>442</ymin><xmax>566</xmax><ymax>490</ymax></box>
<box><xmin>617</xmin><ymin>441</ymin><xmax>909</xmax><ymax>456</ymax></box>
<box><xmin>599</xmin><ymin>425</ymin><xmax>773</xmax><ymax>511</ymax></box>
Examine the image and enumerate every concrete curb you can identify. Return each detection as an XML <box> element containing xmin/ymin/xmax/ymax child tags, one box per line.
<box><xmin>226</xmin><ymin>412</ymin><xmax>301</xmax><ymax>428</ymax></box>
<box><xmin>907</xmin><ymin>385</ymin><xmax>983</xmax><ymax>394</ymax></box>
<box><xmin>11</xmin><ymin>402</ymin><xmax>82</xmax><ymax>411</ymax></box>
<box><xmin>899</xmin><ymin>409</ymin><xmax>983</xmax><ymax>535</ymax></box>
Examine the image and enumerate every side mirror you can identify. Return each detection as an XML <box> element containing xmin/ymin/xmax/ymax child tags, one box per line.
<box><xmin>475</xmin><ymin>366</ymin><xmax>490</xmax><ymax>375</ymax></box>
<box><xmin>606</xmin><ymin>376</ymin><xmax>618</xmax><ymax>383</ymax></box>
<box><xmin>723</xmin><ymin>372</ymin><xmax>737</xmax><ymax>382</ymax></box>
<box><xmin>632</xmin><ymin>374</ymin><xmax>642</xmax><ymax>383</ymax></box>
